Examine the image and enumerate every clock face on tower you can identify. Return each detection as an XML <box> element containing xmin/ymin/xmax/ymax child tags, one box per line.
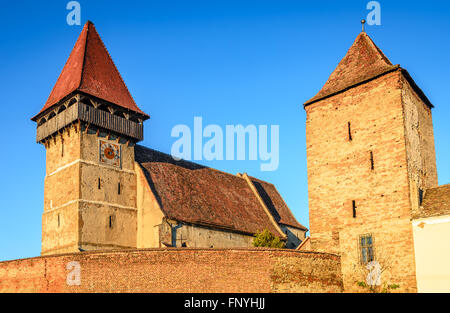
<box><xmin>99</xmin><ymin>140</ymin><xmax>121</xmax><ymax>167</ymax></box>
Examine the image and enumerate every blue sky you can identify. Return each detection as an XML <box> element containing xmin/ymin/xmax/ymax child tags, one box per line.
<box><xmin>0</xmin><ymin>0</ymin><xmax>449</xmax><ymax>261</ymax></box>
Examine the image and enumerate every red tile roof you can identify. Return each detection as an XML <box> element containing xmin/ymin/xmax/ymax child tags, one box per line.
<box><xmin>249</xmin><ymin>176</ymin><xmax>307</xmax><ymax>230</ymax></box>
<box><xmin>304</xmin><ymin>32</ymin><xmax>398</xmax><ymax>106</ymax></box>
<box><xmin>413</xmin><ymin>184</ymin><xmax>450</xmax><ymax>219</ymax></box>
<box><xmin>32</xmin><ymin>21</ymin><xmax>148</xmax><ymax>120</ymax></box>
<box><xmin>135</xmin><ymin>145</ymin><xmax>295</xmax><ymax>237</ymax></box>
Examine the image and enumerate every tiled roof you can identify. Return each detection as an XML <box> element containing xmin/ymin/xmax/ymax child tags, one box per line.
<box><xmin>32</xmin><ymin>21</ymin><xmax>148</xmax><ymax>120</ymax></box>
<box><xmin>304</xmin><ymin>32</ymin><xmax>398</xmax><ymax>106</ymax></box>
<box><xmin>413</xmin><ymin>184</ymin><xmax>450</xmax><ymax>219</ymax></box>
<box><xmin>249</xmin><ymin>176</ymin><xmax>307</xmax><ymax>230</ymax></box>
<box><xmin>135</xmin><ymin>145</ymin><xmax>295</xmax><ymax>237</ymax></box>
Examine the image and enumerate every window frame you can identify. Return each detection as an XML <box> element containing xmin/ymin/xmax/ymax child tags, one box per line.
<box><xmin>358</xmin><ymin>233</ymin><xmax>375</xmax><ymax>265</ymax></box>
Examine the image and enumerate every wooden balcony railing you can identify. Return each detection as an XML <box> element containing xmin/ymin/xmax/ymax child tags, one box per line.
<box><xmin>36</xmin><ymin>102</ymin><xmax>143</xmax><ymax>142</ymax></box>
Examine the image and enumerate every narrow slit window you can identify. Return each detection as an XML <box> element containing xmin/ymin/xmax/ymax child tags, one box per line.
<box><xmin>419</xmin><ymin>188</ymin><xmax>424</xmax><ymax>206</ymax></box>
<box><xmin>109</xmin><ymin>216</ymin><xmax>113</xmax><ymax>228</ymax></box>
<box><xmin>61</xmin><ymin>138</ymin><xmax>64</xmax><ymax>157</ymax></box>
<box><xmin>58</xmin><ymin>213</ymin><xmax>60</xmax><ymax>227</ymax></box>
<box><xmin>118</xmin><ymin>182</ymin><xmax>121</xmax><ymax>195</ymax></box>
<box><xmin>348</xmin><ymin>122</ymin><xmax>352</xmax><ymax>141</ymax></box>
<box><xmin>370</xmin><ymin>151</ymin><xmax>374</xmax><ymax>170</ymax></box>
<box><xmin>98</xmin><ymin>178</ymin><xmax>101</xmax><ymax>189</ymax></box>
<box><xmin>352</xmin><ymin>200</ymin><xmax>357</xmax><ymax>218</ymax></box>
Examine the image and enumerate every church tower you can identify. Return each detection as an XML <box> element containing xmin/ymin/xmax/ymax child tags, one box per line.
<box><xmin>31</xmin><ymin>22</ymin><xmax>149</xmax><ymax>255</ymax></box>
<box><xmin>304</xmin><ymin>31</ymin><xmax>438</xmax><ymax>292</ymax></box>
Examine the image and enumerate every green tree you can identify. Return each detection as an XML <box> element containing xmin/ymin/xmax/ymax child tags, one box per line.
<box><xmin>252</xmin><ymin>229</ymin><xmax>286</xmax><ymax>248</ymax></box>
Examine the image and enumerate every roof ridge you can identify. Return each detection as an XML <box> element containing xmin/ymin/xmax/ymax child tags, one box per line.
<box><xmin>135</xmin><ymin>144</ymin><xmax>210</xmax><ymax>170</ymax></box>
<box><xmin>304</xmin><ymin>32</ymin><xmax>398</xmax><ymax>106</ymax></box>
<box><xmin>136</xmin><ymin>145</ymin><xmax>250</xmax><ymax>180</ymax></box>
<box><xmin>32</xmin><ymin>21</ymin><xmax>149</xmax><ymax>120</ymax></box>
<box><xmin>78</xmin><ymin>21</ymin><xmax>90</xmax><ymax>92</ymax></box>
<box><xmin>247</xmin><ymin>174</ymin><xmax>274</xmax><ymax>186</ymax></box>
<box><xmin>135</xmin><ymin>146</ymin><xmax>304</xmax><ymax>238</ymax></box>
<box><xmin>86</xmin><ymin>23</ymin><xmax>140</xmax><ymax>114</ymax></box>
<box><xmin>362</xmin><ymin>32</ymin><xmax>393</xmax><ymax>65</ymax></box>
<box><xmin>247</xmin><ymin>174</ymin><xmax>308</xmax><ymax>231</ymax></box>
<box><xmin>241</xmin><ymin>173</ymin><xmax>287</xmax><ymax>238</ymax></box>
<box><xmin>34</xmin><ymin>23</ymin><xmax>88</xmax><ymax>119</ymax></box>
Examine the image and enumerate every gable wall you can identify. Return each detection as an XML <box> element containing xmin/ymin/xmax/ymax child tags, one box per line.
<box><xmin>136</xmin><ymin>163</ymin><xmax>165</xmax><ymax>248</ymax></box>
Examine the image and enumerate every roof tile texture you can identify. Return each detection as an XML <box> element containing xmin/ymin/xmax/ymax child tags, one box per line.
<box><xmin>305</xmin><ymin>32</ymin><xmax>398</xmax><ymax>106</ymax></box>
<box><xmin>34</xmin><ymin>21</ymin><xmax>148</xmax><ymax>119</ymax></box>
<box><xmin>249</xmin><ymin>176</ymin><xmax>306</xmax><ymax>230</ymax></box>
<box><xmin>135</xmin><ymin>146</ymin><xmax>303</xmax><ymax>236</ymax></box>
<box><xmin>414</xmin><ymin>184</ymin><xmax>450</xmax><ymax>219</ymax></box>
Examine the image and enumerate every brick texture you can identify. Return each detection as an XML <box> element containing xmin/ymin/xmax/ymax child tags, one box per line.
<box><xmin>0</xmin><ymin>248</ymin><xmax>342</xmax><ymax>293</ymax></box>
<box><xmin>305</xmin><ymin>69</ymin><xmax>436</xmax><ymax>292</ymax></box>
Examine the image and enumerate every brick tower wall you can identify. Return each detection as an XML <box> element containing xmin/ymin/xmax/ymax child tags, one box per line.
<box><xmin>305</xmin><ymin>70</ymin><xmax>435</xmax><ymax>292</ymax></box>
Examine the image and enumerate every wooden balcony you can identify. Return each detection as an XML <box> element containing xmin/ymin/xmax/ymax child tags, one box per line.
<box><xmin>36</xmin><ymin>102</ymin><xmax>144</xmax><ymax>142</ymax></box>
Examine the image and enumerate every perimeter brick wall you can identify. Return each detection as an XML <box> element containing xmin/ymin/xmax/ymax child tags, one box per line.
<box><xmin>0</xmin><ymin>248</ymin><xmax>342</xmax><ymax>293</ymax></box>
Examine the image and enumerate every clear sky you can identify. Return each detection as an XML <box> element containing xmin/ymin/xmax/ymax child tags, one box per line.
<box><xmin>0</xmin><ymin>0</ymin><xmax>449</xmax><ymax>261</ymax></box>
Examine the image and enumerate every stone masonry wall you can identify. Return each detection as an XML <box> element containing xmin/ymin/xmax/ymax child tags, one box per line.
<box><xmin>78</xmin><ymin>129</ymin><xmax>138</xmax><ymax>251</ymax></box>
<box><xmin>42</xmin><ymin>126</ymin><xmax>138</xmax><ymax>255</ymax></box>
<box><xmin>0</xmin><ymin>248</ymin><xmax>342</xmax><ymax>293</ymax></box>
<box><xmin>42</xmin><ymin>124</ymin><xmax>81</xmax><ymax>255</ymax></box>
<box><xmin>401</xmin><ymin>75</ymin><xmax>438</xmax><ymax>214</ymax></box>
<box><xmin>163</xmin><ymin>222</ymin><xmax>255</xmax><ymax>248</ymax></box>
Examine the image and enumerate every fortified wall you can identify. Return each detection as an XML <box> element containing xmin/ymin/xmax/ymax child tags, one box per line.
<box><xmin>0</xmin><ymin>248</ymin><xmax>343</xmax><ymax>293</ymax></box>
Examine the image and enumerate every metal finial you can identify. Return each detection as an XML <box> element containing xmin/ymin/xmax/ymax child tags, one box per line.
<box><xmin>361</xmin><ymin>19</ymin><xmax>366</xmax><ymax>32</ymax></box>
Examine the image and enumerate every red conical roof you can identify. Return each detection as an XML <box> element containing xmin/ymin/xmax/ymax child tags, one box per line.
<box><xmin>33</xmin><ymin>21</ymin><xmax>148</xmax><ymax>120</ymax></box>
<box><xmin>304</xmin><ymin>32</ymin><xmax>399</xmax><ymax>106</ymax></box>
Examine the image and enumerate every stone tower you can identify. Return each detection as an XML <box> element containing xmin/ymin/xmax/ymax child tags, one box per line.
<box><xmin>304</xmin><ymin>32</ymin><xmax>438</xmax><ymax>292</ymax></box>
<box><xmin>31</xmin><ymin>22</ymin><xmax>149</xmax><ymax>255</ymax></box>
